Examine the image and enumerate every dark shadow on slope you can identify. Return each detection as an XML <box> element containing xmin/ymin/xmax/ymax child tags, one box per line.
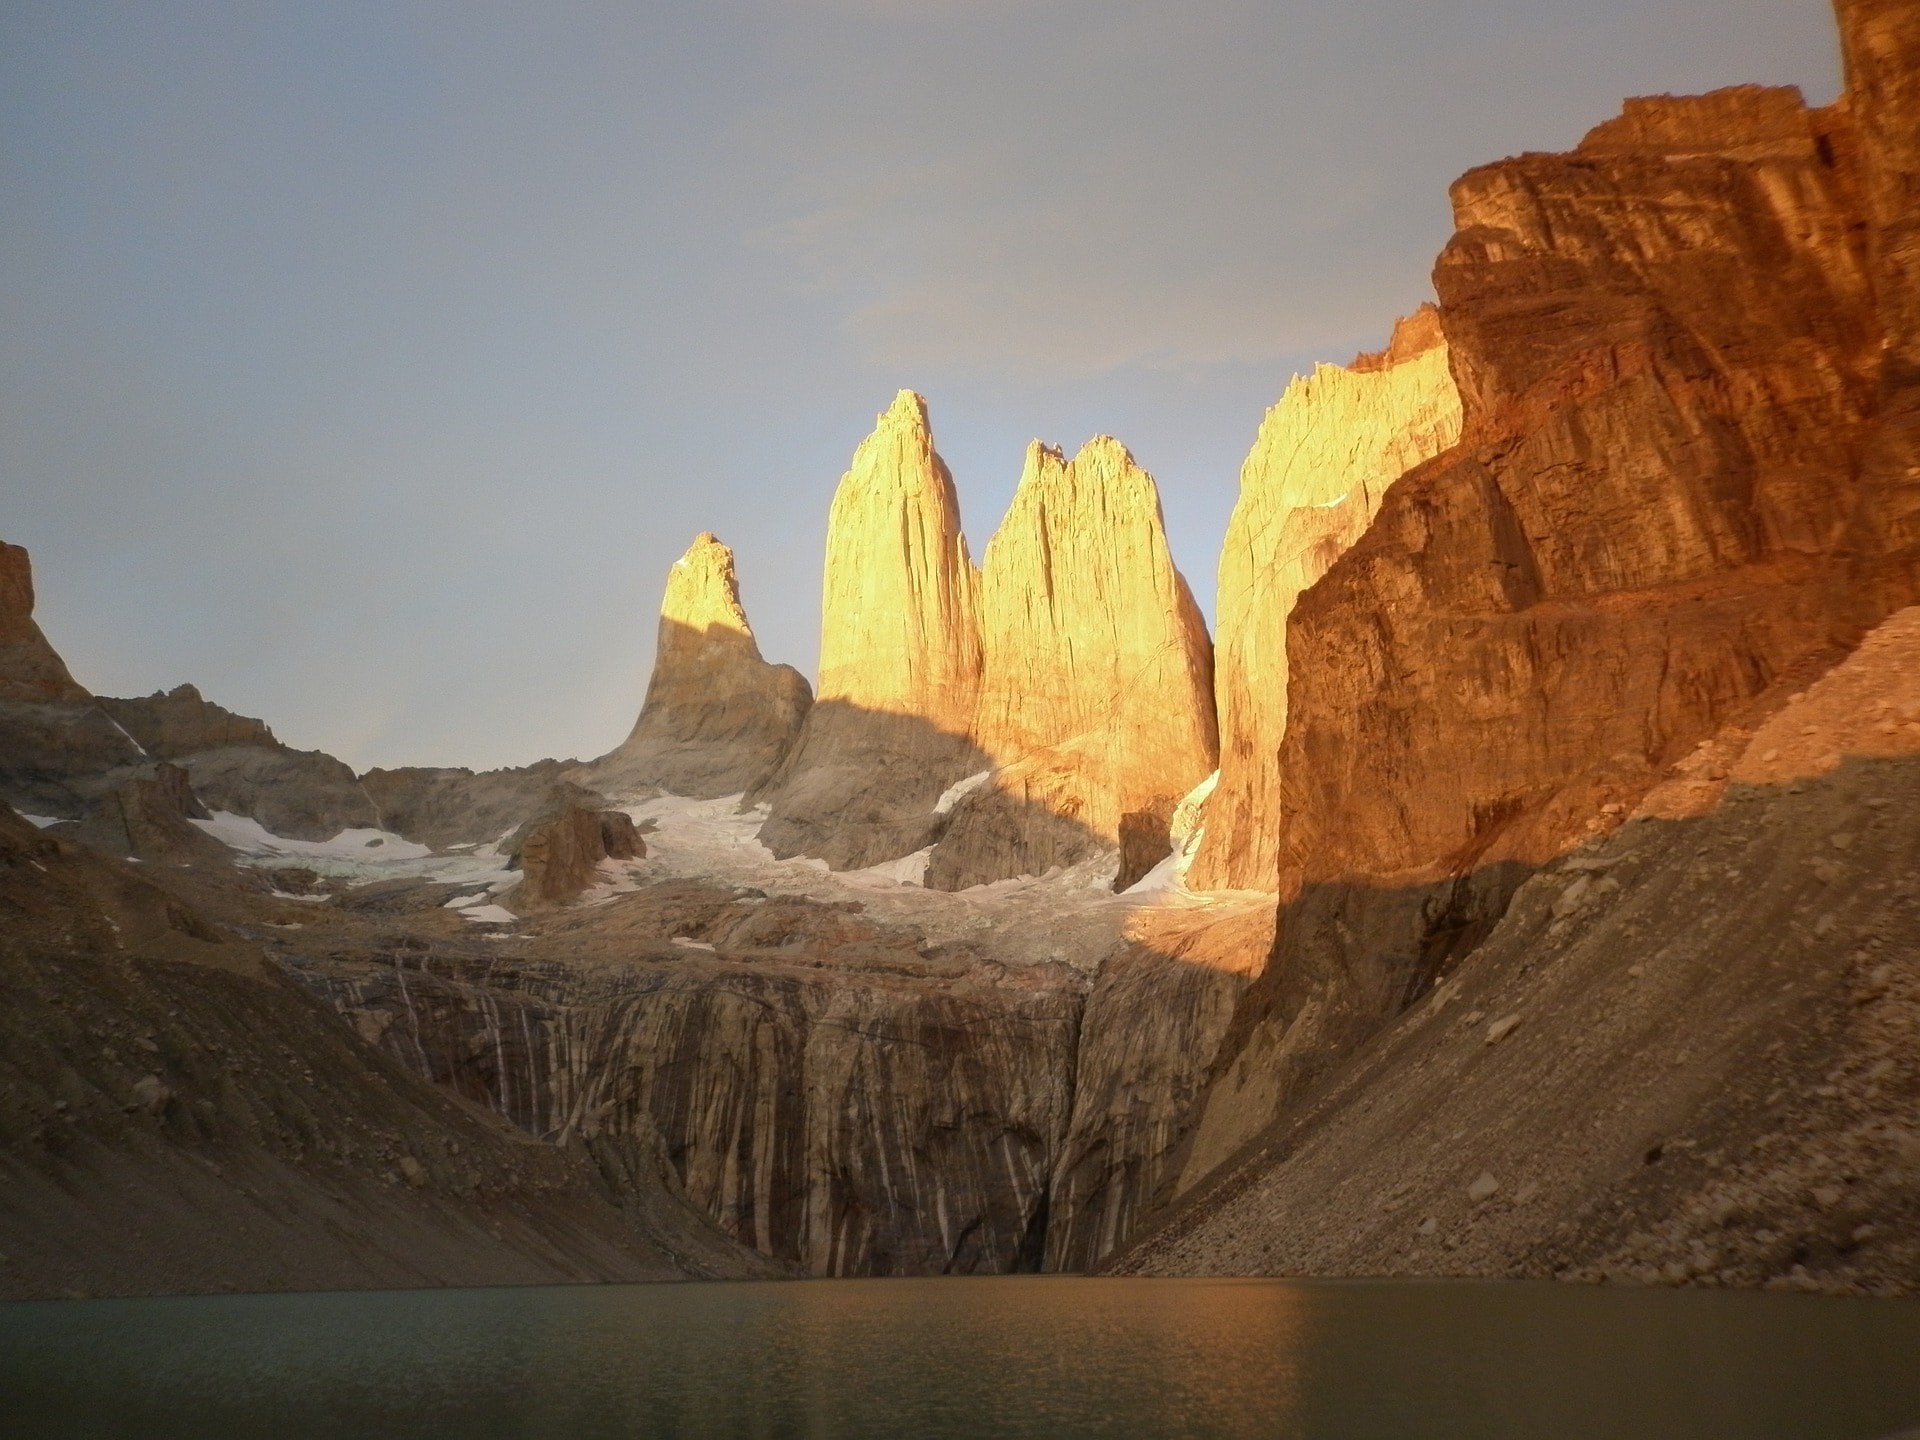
<box><xmin>1102</xmin><ymin>751</ymin><xmax>1920</xmax><ymax>1290</ymax></box>
<box><xmin>577</xmin><ymin>616</ymin><xmax>813</xmax><ymax>803</ymax></box>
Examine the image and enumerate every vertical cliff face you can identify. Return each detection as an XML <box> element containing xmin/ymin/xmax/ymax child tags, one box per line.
<box><xmin>1837</xmin><ymin>0</ymin><xmax>1920</xmax><ymax>617</ymax></box>
<box><xmin>755</xmin><ymin>392</ymin><xmax>986</xmax><ymax>869</ymax></box>
<box><xmin>0</xmin><ymin>541</ymin><xmax>92</xmax><ymax>707</ymax></box>
<box><xmin>0</xmin><ymin>541</ymin><xmax>148</xmax><ymax>818</ymax></box>
<box><xmin>314</xmin><ymin>893</ymin><xmax>1083</xmax><ymax>1276</ymax></box>
<box><xmin>1187</xmin><ymin>310</ymin><xmax>1462</xmax><ymax>892</ymax></box>
<box><xmin>1274</xmin><ymin>85</ymin><xmax>1883</xmax><ymax>900</ymax></box>
<box><xmin>583</xmin><ymin>532</ymin><xmax>812</xmax><ymax>800</ymax></box>
<box><xmin>927</xmin><ymin>438</ymin><xmax>1217</xmax><ymax>891</ymax></box>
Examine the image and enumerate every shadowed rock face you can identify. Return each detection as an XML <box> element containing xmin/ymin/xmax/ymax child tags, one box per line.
<box><xmin>98</xmin><ymin>685</ymin><xmax>379</xmax><ymax>842</ymax></box>
<box><xmin>0</xmin><ymin>542</ymin><xmax>91</xmax><ymax>708</ymax></box>
<box><xmin>311</xmin><ymin>886</ymin><xmax>1086</xmax><ymax>1276</ymax></box>
<box><xmin>0</xmin><ymin>540</ymin><xmax>147</xmax><ymax>818</ymax></box>
<box><xmin>927</xmin><ymin>438</ymin><xmax>1217</xmax><ymax>893</ymax></box>
<box><xmin>1188</xmin><ymin>309</ymin><xmax>1461</xmax><ymax>893</ymax></box>
<box><xmin>582</xmin><ymin>533</ymin><xmax>812</xmax><ymax>801</ymax></box>
<box><xmin>756</xmin><ymin>393</ymin><xmax>987</xmax><ymax>869</ymax></box>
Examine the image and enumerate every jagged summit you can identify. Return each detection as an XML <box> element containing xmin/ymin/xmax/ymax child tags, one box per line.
<box><xmin>581</xmin><ymin>531</ymin><xmax>811</xmax><ymax>801</ymax></box>
<box><xmin>927</xmin><ymin>432</ymin><xmax>1216</xmax><ymax>891</ymax></box>
<box><xmin>752</xmin><ymin>391</ymin><xmax>987</xmax><ymax>869</ymax></box>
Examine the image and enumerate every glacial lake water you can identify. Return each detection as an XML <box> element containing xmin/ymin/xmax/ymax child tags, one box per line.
<box><xmin>3</xmin><ymin>1276</ymin><xmax>1919</xmax><ymax>1439</ymax></box>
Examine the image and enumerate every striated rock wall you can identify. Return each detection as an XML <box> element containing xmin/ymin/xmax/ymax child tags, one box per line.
<box><xmin>583</xmin><ymin>533</ymin><xmax>812</xmax><ymax>801</ymax></box>
<box><xmin>927</xmin><ymin>439</ymin><xmax>1216</xmax><ymax>892</ymax></box>
<box><xmin>755</xmin><ymin>393</ymin><xmax>986</xmax><ymax>869</ymax></box>
<box><xmin>1188</xmin><ymin>309</ymin><xmax>1462</xmax><ymax>892</ymax></box>
<box><xmin>314</xmin><ymin>902</ymin><xmax>1082</xmax><ymax>1276</ymax></box>
<box><xmin>1044</xmin><ymin>907</ymin><xmax>1272</xmax><ymax>1271</ymax></box>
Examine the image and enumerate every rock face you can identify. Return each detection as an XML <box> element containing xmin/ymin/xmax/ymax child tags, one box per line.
<box><xmin>507</xmin><ymin>786</ymin><xmax>645</xmax><ymax>907</ymax></box>
<box><xmin>0</xmin><ymin>541</ymin><xmax>146</xmax><ymax>818</ymax></box>
<box><xmin>97</xmin><ymin>684</ymin><xmax>276</xmax><ymax>755</ymax></box>
<box><xmin>312</xmin><ymin>883</ymin><xmax>1083</xmax><ymax>1275</ymax></box>
<box><xmin>1114</xmin><ymin>609</ymin><xmax>1920</xmax><ymax>1295</ymax></box>
<box><xmin>359</xmin><ymin>760</ymin><xmax>578</xmax><ymax>851</ymax></box>
<box><xmin>1276</xmin><ymin>84</ymin><xmax>1884</xmax><ymax>900</ymax></box>
<box><xmin>926</xmin><ymin>439</ymin><xmax>1217</xmax><ymax>892</ymax></box>
<box><xmin>0</xmin><ymin>541</ymin><xmax>91</xmax><ymax>707</ymax></box>
<box><xmin>1187</xmin><ymin>309</ymin><xmax>1461</xmax><ymax>892</ymax></box>
<box><xmin>755</xmin><ymin>393</ymin><xmax>986</xmax><ymax>869</ymax></box>
<box><xmin>582</xmin><ymin>533</ymin><xmax>812</xmax><ymax>801</ymax></box>
<box><xmin>1837</xmin><ymin>0</ymin><xmax>1920</xmax><ymax>622</ymax></box>
<box><xmin>98</xmin><ymin>685</ymin><xmax>379</xmax><ymax>841</ymax></box>
<box><xmin>1189</xmin><ymin>75</ymin><xmax>1918</xmax><ymax>1172</ymax></box>
<box><xmin>0</xmin><ymin>805</ymin><xmax>773</xmax><ymax>1301</ymax></box>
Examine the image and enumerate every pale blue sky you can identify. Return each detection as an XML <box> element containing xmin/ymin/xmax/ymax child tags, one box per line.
<box><xmin>1</xmin><ymin>0</ymin><xmax>1843</xmax><ymax>770</ymax></box>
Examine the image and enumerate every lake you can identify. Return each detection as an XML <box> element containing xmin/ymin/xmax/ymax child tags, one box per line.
<box><xmin>3</xmin><ymin>1276</ymin><xmax>1918</xmax><ymax>1438</ymax></box>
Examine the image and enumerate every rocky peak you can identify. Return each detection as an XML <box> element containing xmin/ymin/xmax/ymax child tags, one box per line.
<box><xmin>1186</xmin><ymin>312</ymin><xmax>1462</xmax><ymax>892</ymax></box>
<box><xmin>814</xmin><ymin>389</ymin><xmax>981</xmax><ymax>727</ymax></box>
<box><xmin>925</xmin><ymin>433</ymin><xmax>1215</xmax><ymax>890</ymax></box>
<box><xmin>0</xmin><ymin>540</ymin><xmax>91</xmax><ymax>707</ymax></box>
<box><xmin>580</xmin><ymin>532</ymin><xmax>812</xmax><ymax>801</ymax></box>
<box><xmin>659</xmin><ymin>532</ymin><xmax>758</xmax><ymax>658</ymax></box>
<box><xmin>753</xmin><ymin>393</ymin><xmax>987</xmax><ymax>870</ymax></box>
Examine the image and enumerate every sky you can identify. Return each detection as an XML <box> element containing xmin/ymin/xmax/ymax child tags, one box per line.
<box><xmin>1</xmin><ymin>0</ymin><xmax>1844</xmax><ymax>772</ymax></box>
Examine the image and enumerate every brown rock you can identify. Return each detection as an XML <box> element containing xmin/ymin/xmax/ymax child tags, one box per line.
<box><xmin>0</xmin><ymin>541</ymin><xmax>91</xmax><ymax>707</ymax></box>
<box><xmin>1188</xmin><ymin>308</ymin><xmax>1461</xmax><ymax>891</ymax></box>
<box><xmin>582</xmin><ymin>532</ymin><xmax>812</xmax><ymax>800</ymax></box>
<box><xmin>1275</xmin><ymin>83</ymin><xmax>1886</xmax><ymax>898</ymax></box>
<box><xmin>0</xmin><ymin>540</ymin><xmax>147</xmax><ymax>818</ymax></box>
<box><xmin>509</xmin><ymin>785</ymin><xmax>646</xmax><ymax>907</ymax></box>
<box><xmin>755</xmin><ymin>392</ymin><xmax>987</xmax><ymax>869</ymax></box>
<box><xmin>97</xmin><ymin>685</ymin><xmax>276</xmax><ymax>756</ymax></box>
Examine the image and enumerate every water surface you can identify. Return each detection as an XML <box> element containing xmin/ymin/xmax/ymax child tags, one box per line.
<box><xmin>3</xmin><ymin>1276</ymin><xmax>1918</xmax><ymax>1438</ymax></box>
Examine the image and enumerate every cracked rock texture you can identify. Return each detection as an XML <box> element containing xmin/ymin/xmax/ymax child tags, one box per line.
<box><xmin>755</xmin><ymin>392</ymin><xmax>987</xmax><ymax>870</ymax></box>
<box><xmin>1189</xmin><ymin>308</ymin><xmax>1460</xmax><ymax>892</ymax></box>
<box><xmin>929</xmin><ymin>437</ymin><xmax>1216</xmax><ymax>892</ymax></box>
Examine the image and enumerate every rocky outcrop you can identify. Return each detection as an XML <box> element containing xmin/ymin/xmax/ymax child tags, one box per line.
<box><xmin>0</xmin><ymin>541</ymin><xmax>146</xmax><ymax>818</ymax></box>
<box><xmin>97</xmin><ymin>684</ymin><xmax>276</xmax><ymax>756</ymax></box>
<box><xmin>0</xmin><ymin>805</ymin><xmax>771</xmax><ymax>1300</ymax></box>
<box><xmin>506</xmin><ymin>786</ymin><xmax>645</xmax><ymax>907</ymax></box>
<box><xmin>1188</xmin><ymin>75</ymin><xmax>1915</xmax><ymax>1177</ymax></box>
<box><xmin>1187</xmin><ymin>309</ymin><xmax>1461</xmax><ymax>892</ymax></box>
<box><xmin>926</xmin><ymin>439</ymin><xmax>1216</xmax><ymax>892</ymax></box>
<box><xmin>358</xmin><ymin>759</ymin><xmax>577</xmax><ymax>851</ymax></box>
<box><xmin>581</xmin><ymin>533</ymin><xmax>812</xmax><ymax>801</ymax></box>
<box><xmin>56</xmin><ymin>762</ymin><xmax>231</xmax><ymax>865</ymax></box>
<box><xmin>1275</xmin><ymin>83</ymin><xmax>1884</xmax><ymax>896</ymax></box>
<box><xmin>755</xmin><ymin>393</ymin><xmax>986</xmax><ymax>869</ymax></box>
<box><xmin>0</xmin><ymin>541</ymin><xmax>92</xmax><ymax>708</ymax></box>
<box><xmin>98</xmin><ymin>685</ymin><xmax>379</xmax><ymax>841</ymax></box>
<box><xmin>1044</xmin><ymin>907</ymin><xmax>1272</xmax><ymax>1271</ymax></box>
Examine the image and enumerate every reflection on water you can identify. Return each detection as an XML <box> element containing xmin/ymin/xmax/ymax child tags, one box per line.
<box><xmin>2</xmin><ymin>1276</ymin><xmax>1918</xmax><ymax>1439</ymax></box>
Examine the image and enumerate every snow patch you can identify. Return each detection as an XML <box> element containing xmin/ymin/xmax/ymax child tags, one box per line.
<box><xmin>934</xmin><ymin>769</ymin><xmax>993</xmax><ymax>815</ymax></box>
<box><xmin>14</xmin><ymin>812</ymin><xmax>65</xmax><ymax>830</ymax></box>
<box><xmin>672</xmin><ymin>936</ymin><xmax>717</xmax><ymax>952</ymax></box>
<box><xmin>189</xmin><ymin>810</ymin><xmax>515</xmax><ymax>887</ymax></box>
<box><xmin>460</xmin><ymin>905</ymin><xmax>518</xmax><ymax>925</ymax></box>
<box><xmin>848</xmin><ymin>846</ymin><xmax>933</xmax><ymax>888</ymax></box>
